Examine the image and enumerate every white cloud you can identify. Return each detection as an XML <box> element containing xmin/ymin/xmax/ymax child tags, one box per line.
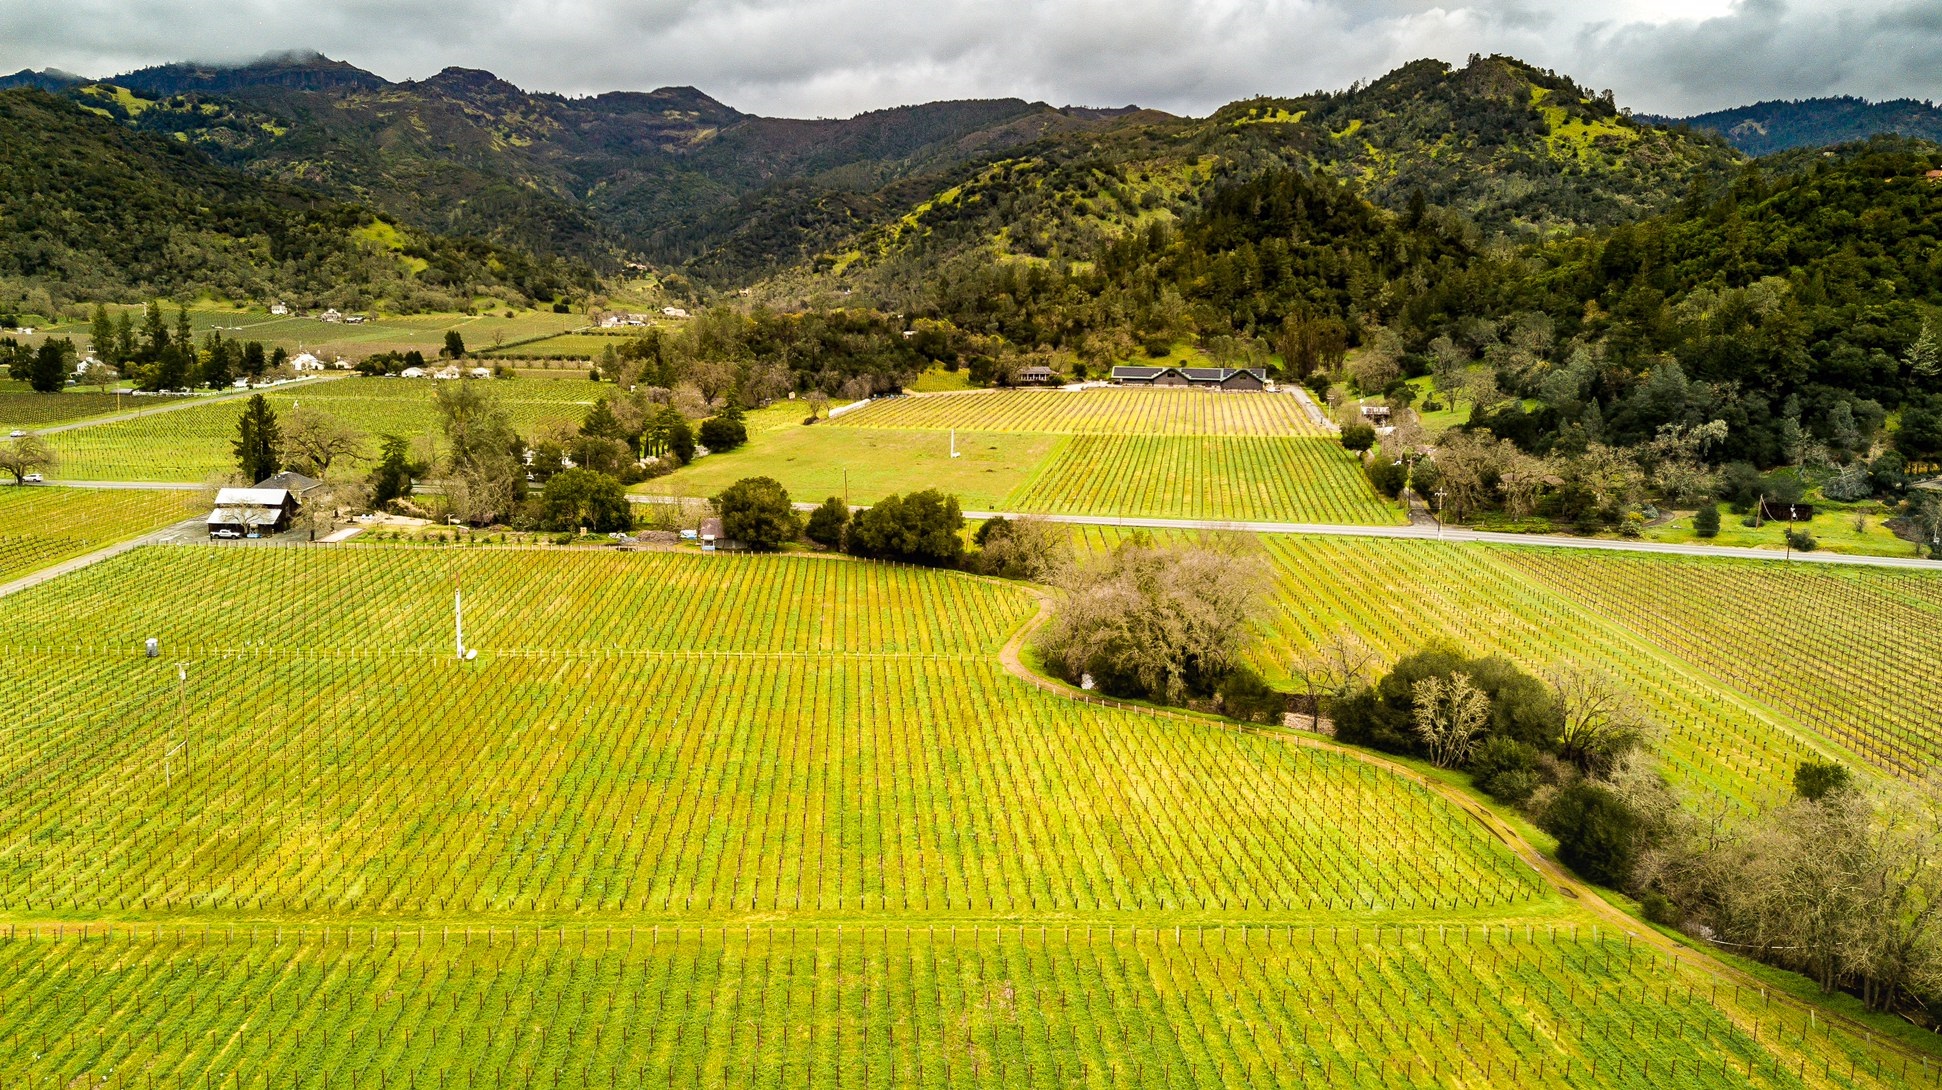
<box><xmin>0</xmin><ymin>0</ymin><xmax>1933</xmax><ymax>117</ymax></box>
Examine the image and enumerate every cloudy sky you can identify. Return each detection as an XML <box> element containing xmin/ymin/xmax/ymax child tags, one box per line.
<box><xmin>1</xmin><ymin>0</ymin><xmax>1936</xmax><ymax>119</ymax></box>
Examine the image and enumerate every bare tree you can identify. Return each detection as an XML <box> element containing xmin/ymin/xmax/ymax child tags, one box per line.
<box><xmin>85</xmin><ymin>361</ymin><xmax>122</xmax><ymax>395</ymax></box>
<box><xmin>1290</xmin><ymin>632</ymin><xmax>1378</xmax><ymax>730</ymax></box>
<box><xmin>280</xmin><ymin>406</ymin><xmax>368</xmax><ymax>477</ymax></box>
<box><xmin>294</xmin><ymin>480</ymin><xmax>372</xmax><ymax>541</ymax></box>
<box><xmin>1411</xmin><ymin>672</ymin><xmax>1490</xmax><ymax>768</ymax></box>
<box><xmin>0</xmin><ymin>435</ymin><xmax>53</xmax><ymax>485</ymax></box>
<box><xmin>806</xmin><ymin>391</ymin><xmax>831</xmax><ymax>421</ymax></box>
<box><xmin>1547</xmin><ymin>663</ymin><xmax>1658</xmax><ymax>774</ymax></box>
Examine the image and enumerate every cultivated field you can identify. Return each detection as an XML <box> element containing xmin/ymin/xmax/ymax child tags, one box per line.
<box><xmin>646</xmin><ymin>388</ymin><xmax>1397</xmax><ymax>525</ymax></box>
<box><xmin>0</xmin><ymin>486</ymin><xmax>185</xmax><ymax>582</ymax></box>
<box><xmin>0</xmin><ymin>543</ymin><xmax>1918</xmax><ymax>1087</ymax></box>
<box><xmin>1012</xmin><ymin>436</ymin><xmax>1399</xmax><ymax>524</ymax></box>
<box><xmin>45</xmin><ymin>378</ymin><xmax>603</xmax><ymax>481</ymax></box>
<box><xmin>0</xmin><ymin>391</ymin><xmax>127</xmax><ymax>430</ymax></box>
<box><xmin>833</xmin><ymin>388</ymin><xmax>1331</xmax><ymax>436</ymax></box>
<box><xmin>1063</xmin><ymin>528</ymin><xmax>1942</xmax><ymax>811</ymax></box>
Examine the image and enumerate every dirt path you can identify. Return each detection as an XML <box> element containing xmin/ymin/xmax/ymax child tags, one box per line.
<box><xmin>996</xmin><ymin>584</ymin><xmax>1933</xmax><ymax>1067</ymax></box>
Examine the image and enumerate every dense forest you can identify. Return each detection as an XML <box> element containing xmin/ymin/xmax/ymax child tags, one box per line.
<box><xmin>0</xmin><ymin>89</ymin><xmax>592</xmax><ymax>314</ymax></box>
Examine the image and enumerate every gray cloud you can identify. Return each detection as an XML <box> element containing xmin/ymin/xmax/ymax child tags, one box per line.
<box><xmin>0</xmin><ymin>0</ymin><xmax>1933</xmax><ymax>118</ymax></box>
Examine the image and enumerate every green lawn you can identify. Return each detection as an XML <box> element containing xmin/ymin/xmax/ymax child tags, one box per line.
<box><xmin>1648</xmin><ymin>505</ymin><xmax>1921</xmax><ymax>558</ymax></box>
<box><xmin>637</xmin><ymin>424</ymin><xmax>1058</xmax><ymax>508</ymax></box>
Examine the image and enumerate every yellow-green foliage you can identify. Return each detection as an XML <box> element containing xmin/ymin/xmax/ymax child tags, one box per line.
<box><xmin>1532</xmin><ymin>86</ymin><xmax>1639</xmax><ymax>163</ymax></box>
<box><xmin>1231</xmin><ymin>105</ymin><xmax>1306</xmax><ymax>126</ymax></box>
<box><xmin>351</xmin><ymin>219</ymin><xmax>429</xmax><ymax>276</ymax></box>
<box><xmin>79</xmin><ymin>84</ymin><xmax>155</xmax><ymax>117</ymax></box>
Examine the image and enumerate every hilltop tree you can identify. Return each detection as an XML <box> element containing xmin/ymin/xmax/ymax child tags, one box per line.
<box><xmin>231</xmin><ymin>394</ymin><xmax>282</xmax><ymax>483</ymax></box>
<box><xmin>443</xmin><ymin>330</ymin><xmax>466</xmax><ymax>359</ymax></box>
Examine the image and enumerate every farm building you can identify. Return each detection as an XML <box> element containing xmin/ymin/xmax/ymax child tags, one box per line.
<box><xmin>206</xmin><ymin>486</ymin><xmax>299</xmax><ymax>538</ymax></box>
<box><xmin>256</xmin><ymin>471</ymin><xmax>322</xmax><ymax>499</ymax></box>
<box><xmin>698</xmin><ymin>517</ymin><xmax>745</xmax><ymax>552</ymax></box>
<box><xmin>291</xmin><ymin>353</ymin><xmax>326</xmax><ymax>372</ymax></box>
<box><xmin>1361</xmin><ymin>404</ymin><xmax>1393</xmax><ymax>425</ymax></box>
<box><xmin>1015</xmin><ymin>364</ymin><xmax>1057</xmax><ymax>385</ymax></box>
<box><xmin>1110</xmin><ymin>365</ymin><xmax>1267</xmax><ymax>390</ymax></box>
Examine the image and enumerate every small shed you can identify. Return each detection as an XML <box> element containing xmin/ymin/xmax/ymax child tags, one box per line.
<box><xmin>1760</xmin><ymin>500</ymin><xmax>1816</xmax><ymax>523</ymax></box>
<box><xmin>1016</xmin><ymin>364</ymin><xmax>1056</xmax><ymax>386</ymax></box>
<box><xmin>700</xmin><ymin>517</ymin><xmax>724</xmax><ymax>552</ymax></box>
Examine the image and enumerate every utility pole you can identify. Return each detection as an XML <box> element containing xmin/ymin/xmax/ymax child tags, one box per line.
<box><xmin>1434</xmin><ymin>491</ymin><xmax>1448</xmax><ymax>539</ymax></box>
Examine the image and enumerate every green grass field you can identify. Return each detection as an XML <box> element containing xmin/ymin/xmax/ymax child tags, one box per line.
<box><xmin>478</xmin><ymin>331</ymin><xmax>632</xmax><ymax>358</ymax></box>
<box><xmin>45</xmin><ymin>378</ymin><xmax>603</xmax><ymax>481</ymax></box>
<box><xmin>0</xmin><ymin>486</ymin><xmax>186</xmax><ymax>582</ymax></box>
<box><xmin>637</xmin><ymin>426</ymin><xmax>1058</xmax><ymax>508</ymax></box>
<box><xmin>0</xmin><ymin>542</ymin><xmax>1924</xmax><ymax>1087</ymax></box>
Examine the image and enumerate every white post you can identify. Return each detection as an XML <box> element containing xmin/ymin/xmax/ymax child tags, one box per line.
<box><xmin>455</xmin><ymin>581</ymin><xmax>464</xmax><ymax>660</ymax></box>
<box><xmin>950</xmin><ymin>429</ymin><xmax>960</xmax><ymax>459</ymax></box>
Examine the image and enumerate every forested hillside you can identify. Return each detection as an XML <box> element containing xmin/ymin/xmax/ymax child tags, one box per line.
<box><xmin>1416</xmin><ymin>137</ymin><xmax>1942</xmax><ymax>465</ymax></box>
<box><xmin>0</xmin><ymin>88</ymin><xmax>591</xmax><ymax>313</ymax></box>
<box><xmin>1664</xmin><ymin>96</ymin><xmax>1942</xmax><ymax>156</ymax></box>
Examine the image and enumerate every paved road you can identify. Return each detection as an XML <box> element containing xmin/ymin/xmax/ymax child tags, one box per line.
<box><xmin>31</xmin><ymin>374</ymin><xmax>346</xmax><ymax>437</ymax></box>
<box><xmin>629</xmin><ymin>494</ymin><xmax>1940</xmax><ymax>571</ymax></box>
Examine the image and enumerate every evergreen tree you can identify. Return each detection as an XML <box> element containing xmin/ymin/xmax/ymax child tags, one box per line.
<box><xmin>232</xmin><ymin>394</ymin><xmax>282</xmax><ymax>483</ymax></box>
<box><xmin>29</xmin><ymin>339</ymin><xmax>68</xmax><ymax>393</ymax></box>
<box><xmin>89</xmin><ymin>305</ymin><xmax>115</xmax><ymax>366</ymax></box>
<box><xmin>1693</xmin><ymin>503</ymin><xmax>1721</xmax><ymax>539</ymax></box>
<box><xmin>112</xmin><ymin>312</ymin><xmax>134</xmax><ymax>366</ymax></box>
<box><xmin>443</xmin><ymin>331</ymin><xmax>466</xmax><ymax>359</ymax></box>
<box><xmin>152</xmin><ymin>345</ymin><xmax>189</xmax><ymax>391</ymax></box>
<box><xmin>141</xmin><ymin>302</ymin><xmax>168</xmax><ymax>359</ymax></box>
<box><xmin>198</xmin><ymin>333</ymin><xmax>233</xmax><ymax>389</ymax></box>
<box><xmin>174</xmin><ymin>308</ymin><xmax>193</xmax><ymax>358</ymax></box>
<box><xmin>241</xmin><ymin>341</ymin><xmax>266</xmax><ymax>379</ymax></box>
<box><xmin>368</xmin><ymin>434</ymin><xmax>414</xmax><ymax>506</ymax></box>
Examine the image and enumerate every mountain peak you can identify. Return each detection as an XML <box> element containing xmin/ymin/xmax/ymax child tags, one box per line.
<box><xmin>114</xmin><ymin>52</ymin><xmax>389</xmax><ymax>96</ymax></box>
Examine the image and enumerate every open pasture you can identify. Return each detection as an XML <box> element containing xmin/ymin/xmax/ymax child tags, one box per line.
<box><xmin>833</xmin><ymin>388</ymin><xmax>1331</xmax><ymax>436</ymax></box>
<box><xmin>0</xmin><ymin>486</ymin><xmax>185</xmax><ymax>582</ymax></box>
<box><xmin>45</xmin><ymin>378</ymin><xmax>602</xmax><ymax>481</ymax></box>
<box><xmin>635</xmin><ymin>426</ymin><xmax>1056</xmax><ymax>510</ymax></box>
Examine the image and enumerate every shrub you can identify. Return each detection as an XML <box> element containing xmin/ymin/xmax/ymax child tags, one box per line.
<box><xmin>1339</xmin><ymin>422</ymin><xmax>1377</xmax><ymax>452</ymax></box>
<box><xmin>1784</xmin><ymin>527</ymin><xmax>1817</xmax><ymax>552</ymax></box>
<box><xmin>1640</xmin><ymin>891</ymin><xmax>1679</xmax><ymax>926</ymax></box>
<box><xmin>698</xmin><ymin>410</ymin><xmax>748</xmax><ymax>453</ymax></box>
<box><xmin>1692</xmin><ymin>503</ymin><xmax>1720</xmax><ymax>538</ymax></box>
<box><xmin>1794</xmin><ymin>759</ymin><xmax>1854</xmax><ymax>801</ymax></box>
<box><xmin>1217</xmin><ymin>666</ymin><xmax>1284</xmax><ymax>725</ymax></box>
<box><xmin>804</xmin><ymin>497</ymin><xmax>850</xmax><ymax>550</ymax></box>
<box><xmin>1540</xmin><ymin>781</ymin><xmax>1642</xmax><ymax>888</ymax></box>
<box><xmin>1469</xmin><ymin>736</ymin><xmax>1540</xmax><ymax>804</ymax></box>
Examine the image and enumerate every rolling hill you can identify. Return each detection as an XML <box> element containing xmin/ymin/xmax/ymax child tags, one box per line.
<box><xmin>1660</xmin><ymin>96</ymin><xmax>1942</xmax><ymax>156</ymax></box>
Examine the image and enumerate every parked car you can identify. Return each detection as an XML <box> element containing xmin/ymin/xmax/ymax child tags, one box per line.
<box><xmin>7</xmin><ymin>430</ymin><xmax>24</xmax><ymax>438</ymax></box>
<box><xmin>20</xmin><ymin>473</ymin><xmax>41</xmax><ymax>483</ymax></box>
<box><xmin>210</xmin><ymin>526</ymin><xmax>243</xmax><ymax>539</ymax></box>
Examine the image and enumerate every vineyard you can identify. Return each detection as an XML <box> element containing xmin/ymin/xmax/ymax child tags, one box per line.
<box><xmin>830</xmin><ymin>389</ymin><xmax>1331</xmax><ymax>437</ymax></box>
<box><xmin>45</xmin><ymin>379</ymin><xmax>602</xmax><ymax>481</ymax></box>
<box><xmin>1009</xmin><ymin>436</ymin><xmax>1403</xmax><ymax>525</ymax></box>
<box><xmin>0</xmin><ymin>391</ymin><xmax>126</xmax><ymax>430</ymax></box>
<box><xmin>0</xmin><ymin>921</ymin><xmax>1915</xmax><ymax>1090</ymax></box>
<box><xmin>1063</xmin><ymin>528</ymin><xmax>1942</xmax><ymax>811</ymax></box>
<box><xmin>647</xmin><ymin>388</ymin><xmax>1396</xmax><ymax>525</ymax></box>
<box><xmin>0</xmin><ymin>486</ymin><xmax>185</xmax><ymax>582</ymax></box>
<box><xmin>0</xmin><ymin>542</ymin><xmax>1932</xmax><ymax>1087</ymax></box>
